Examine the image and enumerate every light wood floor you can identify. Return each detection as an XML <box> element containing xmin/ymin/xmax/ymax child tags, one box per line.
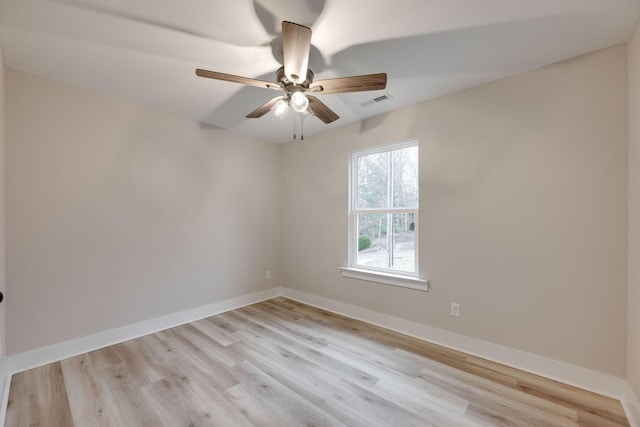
<box><xmin>6</xmin><ymin>297</ymin><xmax>629</xmax><ymax>426</ymax></box>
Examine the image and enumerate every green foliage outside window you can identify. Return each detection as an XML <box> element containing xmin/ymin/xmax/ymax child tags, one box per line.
<box><xmin>358</xmin><ymin>235</ymin><xmax>372</xmax><ymax>251</ymax></box>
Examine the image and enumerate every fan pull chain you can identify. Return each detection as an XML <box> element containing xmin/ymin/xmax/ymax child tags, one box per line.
<box><xmin>292</xmin><ymin>114</ymin><xmax>305</xmax><ymax>141</ymax></box>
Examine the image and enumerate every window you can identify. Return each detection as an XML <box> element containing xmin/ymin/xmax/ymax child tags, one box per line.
<box><xmin>343</xmin><ymin>140</ymin><xmax>426</xmax><ymax>289</ymax></box>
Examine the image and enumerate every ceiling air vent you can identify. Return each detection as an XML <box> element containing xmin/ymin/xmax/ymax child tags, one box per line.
<box><xmin>362</xmin><ymin>92</ymin><xmax>394</xmax><ymax>107</ymax></box>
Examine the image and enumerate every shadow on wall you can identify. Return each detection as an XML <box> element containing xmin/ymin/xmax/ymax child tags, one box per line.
<box><xmin>359</xmin><ymin>113</ymin><xmax>391</xmax><ymax>135</ymax></box>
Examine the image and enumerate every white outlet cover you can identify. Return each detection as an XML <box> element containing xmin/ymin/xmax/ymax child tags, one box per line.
<box><xmin>451</xmin><ymin>303</ymin><xmax>460</xmax><ymax>317</ymax></box>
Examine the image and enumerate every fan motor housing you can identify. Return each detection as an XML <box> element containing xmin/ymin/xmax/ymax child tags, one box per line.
<box><xmin>276</xmin><ymin>66</ymin><xmax>314</xmax><ymax>89</ymax></box>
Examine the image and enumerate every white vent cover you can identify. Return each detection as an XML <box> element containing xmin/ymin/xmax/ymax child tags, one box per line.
<box><xmin>362</xmin><ymin>92</ymin><xmax>394</xmax><ymax>107</ymax></box>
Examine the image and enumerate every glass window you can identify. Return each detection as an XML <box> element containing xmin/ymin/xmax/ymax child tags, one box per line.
<box><xmin>350</xmin><ymin>141</ymin><xmax>419</xmax><ymax>276</ymax></box>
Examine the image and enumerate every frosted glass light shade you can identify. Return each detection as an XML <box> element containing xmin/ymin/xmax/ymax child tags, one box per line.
<box><xmin>290</xmin><ymin>92</ymin><xmax>309</xmax><ymax>113</ymax></box>
<box><xmin>274</xmin><ymin>99</ymin><xmax>289</xmax><ymax>117</ymax></box>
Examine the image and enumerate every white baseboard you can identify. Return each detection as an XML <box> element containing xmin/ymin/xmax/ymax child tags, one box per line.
<box><xmin>0</xmin><ymin>356</ymin><xmax>8</xmax><ymax>427</ymax></box>
<box><xmin>281</xmin><ymin>287</ymin><xmax>626</xmax><ymax>401</ymax></box>
<box><xmin>623</xmin><ymin>381</ymin><xmax>640</xmax><ymax>427</ymax></box>
<box><xmin>8</xmin><ymin>287</ymin><xmax>281</xmax><ymax>375</ymax></box>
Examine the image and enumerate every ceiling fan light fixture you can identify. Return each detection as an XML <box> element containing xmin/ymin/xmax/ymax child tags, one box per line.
<box><xmin>196</xmin><ymin>21</ymin><xmax>386</xmax><ymax>125</ymax></box>
<box><xmin>274</xmin><ymin>99</ymin><xmax>289</xmax><ymax>117</ymax></box>
<box><xmin>290</xmin><ymin>91</ymin><xmax>309</xmax><ymax>113</ymax></box>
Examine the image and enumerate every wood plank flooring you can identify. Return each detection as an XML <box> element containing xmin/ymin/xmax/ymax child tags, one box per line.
<box><xmin>6</xmin><ymin>297</ymin><xmax>630</xmax><ymax>426</ymax></box>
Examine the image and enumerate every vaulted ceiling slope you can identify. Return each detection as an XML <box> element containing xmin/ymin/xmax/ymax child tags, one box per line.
<box><xmin>1</xmin><ymin>0</ymin><xmax>639</xmax><ymax>143</ymax></box>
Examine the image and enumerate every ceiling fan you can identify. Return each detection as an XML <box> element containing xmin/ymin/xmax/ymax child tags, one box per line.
<box><xmin>196</xmin><ymin>21</ymin><xmax>387</xmax><ymax>124</ymax></box>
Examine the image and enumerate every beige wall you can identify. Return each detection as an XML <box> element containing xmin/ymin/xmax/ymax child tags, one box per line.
<box><xmin>5</xmin><ymin>71</ymin><xmax>281</xmax><ymax>354</ymax></box>
<box><xmin>0</xmin><ymin>42</ymin><xmax>6</xmax><ymax>364</ymax></box>
<box><xmin>282</xmin><ymin>45</ymin><xmax>628</xmax><ymax>376</ymax></box>
<box><xmin>629</xmin><ymin>21</ymin><xmax>640</xmax><ymax>396</ymax></box>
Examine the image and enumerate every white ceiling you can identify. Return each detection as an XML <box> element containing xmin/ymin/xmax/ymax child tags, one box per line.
<box><xmin>1</xmin><ymin>0</ymin><xmax>639</xmax><ymax>143</ymax></box>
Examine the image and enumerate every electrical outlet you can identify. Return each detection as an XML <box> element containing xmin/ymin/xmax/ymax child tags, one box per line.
<box><xmin>266</xmin><ymin>270</ymin><xmax>271</xmax><ymax>280</ymax></box>
<box><xmin>451</xmin><ymin>303</ymin><xmax>460</xmax><ymax>317</ymax></box>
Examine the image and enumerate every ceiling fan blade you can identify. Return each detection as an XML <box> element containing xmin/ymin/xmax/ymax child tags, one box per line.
<box><xmin>246</xmin><ymin>96</ymin><xmax>284</xmax><ymax>118</ymax></box>
<box><xmin>307</xmin><ymin>96</ymin><xmax>339</xmax><ymax>124</ymax></box>
<box><xmin>282</xmin><ymin>21</ymin><xmax>312</xmax><ymax>84</ymax></box>
<box><xmin>196</xmin><ymin>69</ymin><xmax>282</xmax><ymax>91</ymax></box>
<box><xmin>309</xmin><ymin>73</ymin><xmax>387</xmax><ymax>94</ymax></box>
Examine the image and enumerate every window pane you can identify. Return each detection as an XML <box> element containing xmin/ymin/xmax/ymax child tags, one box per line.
<box><xmin>391</xmin><ymin>212</ymin><xmax>416</xmax><ymax>273</ymax></box>
<box><xmin>357</xmin><ymin>213</ymin><xmax>389</xmax><ymax>268</ymax></box>
<box><xmin>356</xmin><ymin>212</ymin><xmax>416</xmax><ymax>273</ymax></box>
<box><xmin>392</xmin><ymin>146</ymin><xmax>418</xmax><ymax>208</ymax></box>
<box><xmin>357</xmin><ymin>152</ymin><xmax>388</xmax><ymax>209</ymax></box>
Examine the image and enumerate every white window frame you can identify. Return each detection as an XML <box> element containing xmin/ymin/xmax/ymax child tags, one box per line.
<box><xmin>342</xmin><ymin>140</ymin><xmax>428</xmax><ymax>291</ymax></box>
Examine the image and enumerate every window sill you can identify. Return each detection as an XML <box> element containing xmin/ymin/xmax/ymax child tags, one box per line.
<box><xmin>340</xmin><ymin>267</ymin><xmax>429</xmax><ymax>292</ymax></box>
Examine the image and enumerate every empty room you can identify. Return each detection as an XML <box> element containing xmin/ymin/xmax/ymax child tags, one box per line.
<box><xmin>0</xmin><ymin>0</ymin><xmax>640</xmax><ymax>426</ymax></box>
